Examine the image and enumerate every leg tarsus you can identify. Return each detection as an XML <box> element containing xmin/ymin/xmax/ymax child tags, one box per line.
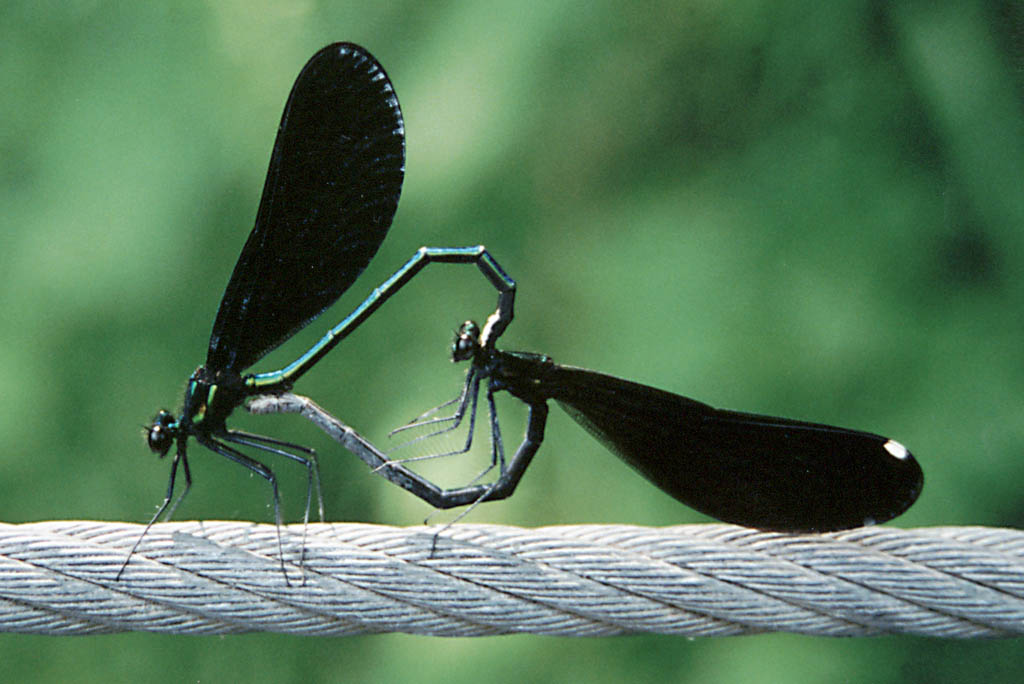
<box><xmin>119</xmin><ymin>444</ymin><xmax>192</xmax><ymax>580</ymax></box>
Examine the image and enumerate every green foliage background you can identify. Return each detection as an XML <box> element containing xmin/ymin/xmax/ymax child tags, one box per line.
<box><xmin>2</xmin><ymin>1</ymin><xmax>1022</xmax><ymax>681</ymax></box>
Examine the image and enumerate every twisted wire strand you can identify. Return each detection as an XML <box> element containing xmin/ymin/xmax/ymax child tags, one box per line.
<box><xmin>0</xmin><ymin>521</ymin><xmax>1020</xmax><ymax>637</ymax></box>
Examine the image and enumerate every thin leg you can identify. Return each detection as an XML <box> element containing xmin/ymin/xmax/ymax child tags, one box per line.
<box><xmin>422</xmin><ymin>398</ymin><xmax>544</xmax><ymax>543</ymax></box>
<box><xmin>455</xmin><ymin>383</ymin><xmax>505</xmax><ymax>488</ymax></box>
<box><xmin>224</xmin><ymin>429</ymin><xmax>324</xmax><ymax>524</ymax></box>
<box><xmin>478</xmin><ymin>401</ymin><xmax>547</xmax><ymax>502</ymax></box>
<box><xmin>194</xmin><ymin>433</ymin><xmax>294</xmax><ymax>582</ymax></box>
<box><xmin>163</xmin><ymin>445</ymin><xmax>193</xmax><ymax>520</ymax></box>
<box><xmin>380</xmin><ymin>371</ymin><xmax>482</xmax><ymax>466</ymax></box>
<box><xmin>388</xmin><ymin>369</ymin><xmax>476</xmax><ymax>439</ymax></box>
<box><xmin>486</xmin><ymin>384</ymin><xmax>506</xmax><ymax>473</ymax></box>
<box><xmin>387</xmin><ymin>392</ymin><xmax>463</xmax><ymax>437</ymax></box>
<box><xmin>225</xmin><ymin>428</ymin><xmax>315</xmax><ymax>454</ymax></box>
<box><xmin>223</xmin><ymin>430</ymin><xmax>321</xmax><ymax>578</ymax></box>
<box><xmin>248</xmin><ymin>246</ymin><xmax>516</xmax><ymax>391</ymax></box>
<box><xmin>118</xmin><ymin>442</ymin><xmax>192</xmax><ymax>579</ymax></box>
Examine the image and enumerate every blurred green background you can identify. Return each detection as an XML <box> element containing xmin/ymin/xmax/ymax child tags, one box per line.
<box><xmin>2</xmin><ymin>0</ymin><xmax>1023</xmax><ymax>681</ymax></box>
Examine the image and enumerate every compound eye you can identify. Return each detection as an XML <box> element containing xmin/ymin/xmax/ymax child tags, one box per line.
<box><xmin>146</xmin><ymin>410</ymin><xmax>176</xmax><ymax>456</ymax></box>
<box><xmin>452</xmin><ymin>336</ymin><xmax>474</xmax><ymax>361</ymax></box>
<box><xmin>451</xmin><ymin>320</ymin><xmax>481</xmax><ymax>362</ymax></box>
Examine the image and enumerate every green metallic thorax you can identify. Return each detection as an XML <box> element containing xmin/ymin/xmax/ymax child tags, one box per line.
<box><xmin>180</xmin><ymin>365</ymin><xmax>251</xmax><ymax>433</ymax></box>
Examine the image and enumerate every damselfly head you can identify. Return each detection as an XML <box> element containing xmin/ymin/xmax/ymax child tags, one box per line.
<box><xmin>146</xmin><ymin>410</ymin><xmax>177</xmax><ymax>457</ymax></box>
<box><xmin>451</xmin><ymin>320</ymin><xmax>481</xmax><ymax>362</ymax></box>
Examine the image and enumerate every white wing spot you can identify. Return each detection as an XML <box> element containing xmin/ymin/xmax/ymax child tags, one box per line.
<box><xmin>884</xmin><ymin>439</ymin><xmax>909</xmax><ymax>460</ymax></box>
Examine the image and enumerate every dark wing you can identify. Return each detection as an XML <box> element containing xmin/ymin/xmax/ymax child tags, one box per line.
<box><xmin>546</xmin><ymin>365</ymin><xmax>923</xmax><ymax>532</ymax></box>
<box><xmin>206</xmin><ymin>43</ymin><xmax>405</xmax><ymax>373</ymax></box>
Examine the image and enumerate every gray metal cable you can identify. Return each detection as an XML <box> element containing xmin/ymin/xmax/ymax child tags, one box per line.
<box><xmin>0</xmin><ymin>520</ymin><xmax>1020</xmax><ymax>637</ymax></box>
